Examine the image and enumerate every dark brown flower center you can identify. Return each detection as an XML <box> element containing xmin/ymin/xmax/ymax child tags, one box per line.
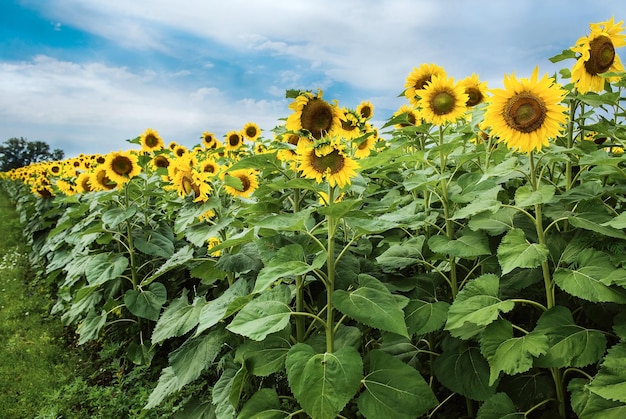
<box><xmin>145</xmin><ymin>133</ymin><xmax>160</xmax><ymax>148</ymax></box>
<box><xmin>503</xmin><ymin>92</ymin><xmax>546</xmax><ymax>133</ymax></box>
<box><xmin>237</xmin><ymin>174</ymin><xmax>251</xmax><ymax>191</ymax></box>
<box><xmin>245</xmin><ymin>126</ymin><xmax>258</xmax><ymax>138</ymax></box>
<box><xmin>430</xmin><ymin>91</ymin><xmax>456</xmax><ymax>115</ymax></box>
<box><xmin>181</xmin><ymin>172</ymin><xmax>199</xmax><ymax>196</ymax></box>
<box><xmin>310</xmin><ymin>149</ymin><xmax>345</xmax><ymax>174</ymax></box>
<box><xmin>585</xmin><ymin>35</ymin><xmax>615</xmax><ymax>75</ymax></box>
<box><xmin>465</xmin><ymin>87</ymin><xmax>484</xmax><ymax>107</ymax></box>
<box><xmin>229</xmin><ymin>134</ymin><xmax>241</xmax><ymax>147</ymax></box>
<box><xmin>359</xmin><ymin>105</ymin><xmax>372</xmax><ymax>119</ymax></box>
<box><xmin>154</xmin><ymin>156</ymin><xmax>169</xmax><ymax>168</ymax></box>
<box><xmin>414</xmin><ymin>75</ymin><xmax>432</xmax><ymax>91</ymax></box>
<box><xmin>112</xmin><ymin>156</ymin><xmax>132</xmax><ymax>175</ymax></box>
<box><xmin>300</xmin><ymin>98</ymin><xmax>334</xmax><ymax>139</ymax></box>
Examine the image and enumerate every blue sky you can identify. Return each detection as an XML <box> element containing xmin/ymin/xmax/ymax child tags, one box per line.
<box><xmin>1</xmin><ymin>0</ymin><xmax>625</xmax><ymax>158</ymax></box>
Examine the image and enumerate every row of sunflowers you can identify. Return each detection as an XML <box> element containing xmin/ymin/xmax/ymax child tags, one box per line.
<box><xmin>3</xmin><ymin>17</ymin><xmax>626</xmax><ymax>419</ymax></box>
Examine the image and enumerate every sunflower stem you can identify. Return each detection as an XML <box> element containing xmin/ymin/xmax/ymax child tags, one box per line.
<box><xmin>293</xmin><ymin>187</ymin><xmax>306</xmax><ymax>343</ymax></box>
<box><xmin>325</xmin><ymin>184</ymin><xmax>336</xmax><ymax>353</ymax></box>
<box><xmin>438</xmin><ymin>126</ymin><xmax>458</xmax><ymax>299</ymax></box>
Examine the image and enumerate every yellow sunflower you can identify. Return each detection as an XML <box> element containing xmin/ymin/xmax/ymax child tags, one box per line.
<box><xmin>201</xmin><ymin>131</ymin><xmax>218</xmax><ymax>149</ymax></box>
<box><xmin>242</xmin><ymin>122</ymin><xmax>261</xmax><ymax>142</ymax></box>
<box><xmin>459</xmin><ymin>73</ymin><xmax>489</xmax><ymax>107</ymax></box>
<box><xmin>404</xmin><ymin>63</ymin><xmax>446</xmax><ymax>104</ymax></box>
<box><xmin>90</xmin><ymin>168</ymin><xmax>117</xmax><ymax>191</ymax></box>
<box><xmin>286</xmin><ymin>90</ymin><xmax>342</xmax><ymax>139</ymax></box>
<box><xmin>173</xmin><ymin>145</ymin><xmax>188</xmax><ymax>158</ymax></box>
<box><xmin>225</xmin><ymin>130</ymin><xmax>244</xmax><ymax>151</ymax></box>
<box><xmin>201</xmin><ymin>159</ymin><xmax>220</xmax><ymax>176</ymax></box>
<box><xmin>483</xmin><ymin>67</ymin><xmax>568</xmax><ymax>153</ymax></box>
<box><xmin>418</xmin><ymin>75</ymin><xmax>469</xmax><ymax>126</ymax></box>
<box><xmin>75</xmin><ymin>172</ymin><xmax>93</xmax><ymax>193</ymax></box>
<box><xmin>168</xmin><ymin>167</ymin><xmax>212</xmax><ymax>202</ymax></box>
<box><xmin>207</xmin><ymin>237</ymin><xmax>222</xmax><ymax>256</ymax></box>
<box><xmin>356</xmin><ymin>101</ymin><xmax>374</xmax><ymax>120</ymax></box>
<box><xmin>223</xmin><ymin>169</ymin><xmax>259</xmax><ymax>198</ymax></box>
<box><xmin>392</xmin><ymin>104</ymin><xmax>421</xmax><ymax>128</ymax></box>
<box><xmin>150</xmin><ymin>154</ymin><xmax>171</xmax><ymax>171</ymax></box>
<box><xmin>139</xmin><ymin>128</ymin><xmax>165</xmax><ymax>153</ymax></box>
<box><xmin>103</xmin><ymin>150</ymin><xmax>141</xmax><ymax>185</ymax></box>
<box><xmin>572</xmin><ymin>17</ymin><xmax>626</xmax><ymax>93</ymax></box>
<box><xmin>296</xmin><ymin>139</ymin><xmax>359</xmax><ymax>188</ymax></box>
<box><xmin>338</xmin><ymin>108</ymin><xmax>363</xmax><ymax>140</ymax></box>
<box><xmin>354</xmin><ymin>131</ymin><xmax>377</xmax><ymax>159</ymax></box>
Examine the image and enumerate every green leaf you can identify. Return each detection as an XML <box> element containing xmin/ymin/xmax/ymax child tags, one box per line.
<box><xmin>445</xmin><ymin>274</ymin><xmax>515</xmax><ymax>339</ymax></box>
<box><xmin>77</xmin><ymin>308</ymin><xmax>107</xmax><ymax>345</ymax></box>
<box><xmin>497</xmin><ymin>228</ymin><xmax>548</xmax><ymax>275</ymax></box>
<box><xmin>404</xmin><ymin>299</ymin><xmax>449</xmax><ymax>336</ymax></box>
<box><xmin>480</xmin><ymin>320</ymin><xmax>549</xmax><ymax>385</ymax></box>
<box><xmin>227</xmin><ymin>285</ymin><xmax>293</xmax><ymax>341</ymax></box>
<box><xmin>451</xmin><ymin>199</ymin><xmax>501</xmax><ymax>220</ymax></box>
<box><xmin>344</xmin><ymin>216</ymin><xmax>399</xmax><ymax>234</ymax></box>
<box><xmin>195</xmin><ymin>279</ymin><xmax>250</xmax><ymax>336</ymax></box>
<box><xmin>469</xmin><ymin>207</ymin><xmax>517</xmax><ymax>236</ymax></box>
<box><xmin>587</xmin><ymin>342</ymin><xmax>626</xmax><ymax>403</ymax></box>
<box><xmin>124</xmin><ymin>282</ymin><xmax>167</xmax><ymax>321</ymax></box>
<box><xmin>554</xmin><ymin>268</ymin><xmax>626</xmax><ymax>304</ymax></box>
<box><xmin>357</xmin><ymin>350</ymin><xmax>437</xmax><ymax>419</ymax></box>
<box><xmin>433</xmin><ymin>341</ymin><xmax>496</xmax><ymax>401</ymax></box>
<box><xmin>514</xmin><ymin>184</ymin><xmax>555</xmax><ymax>207</ymax></box>
<box><xmin>184</xmin><ymin>217</ymin><xmax>232</xmax><ymax>247</ymax></box>
<box><xmin>603</xmin><ymin>212</ymin><xmax>626</xmax><ymax>229</ymax></box>
<box><xmin>428</xmin><ymin>229</ymin><xmax>491</xmax><ymax>258</ymax></box>
<box><xmin>476</xmin><ymin>393</ymin><xmax>525</xmax><ymax>418</ymax></box>
<box><xmin>142</xmin><ymin>245</ymin><xmax>195</xmax><ymax>286</ymax></box>
<box><xmin>152</xmin><ymin>289</ymin><xmax>204</xmax><ymax>343</ymax></box>
<box><xmin>533</xmin><ymin>306</ymin><xmax>607</xmax><ymax>368</ymax></box>
<box><xmin>234</xmin><ymin>330</ymin><xmax>291</xmax><ymax>377</ymax></box>
<box><xmin>333</xmin><ymin>274</ymin><xmax>409</xmax><ymax>337</ymax></box>
<box><xmin>101</xmin><ymin>206</ymin><xmax>137</xmax><ymax>229</ymax></box>
<box><xmin>212</xmin><ymin>361</ymin><xmax>238</xmax><ymax>418</ymax></box>
<box><xmin>84</xmin><ymin>252</ymin><xmax>129</xmax><ymax>286</ymax></box>
<box><xmin>134</xmin><ymin>228</ymin><xmax>176</xmax><ymax>259</ymax></box>
<box><xmin>375</xmin><ymin>236</ymin><xmax>426</xmax><ymax>272</ymax></box>
<box><xmin>568</xmin><ymin>213</ymin><xmax>626</xmax><ymax>240</ymax></box>
<box><xmin>255</xmin><ymin>210</ymin><xmax>313</xmax><ymax>231</ymax></box>
<box><xmin>570</xmin><ymin>378</ymin><xmax>626</xmax><ymax>419</ymax></box>
<box><xmin>286</xmin><ymin>343</ymin><xmax>363</xmax><ymax>419</ymax></box>
<box><xmin>237</xmin><ymin>388</ymin><xmax>288</xmax><ymax>419</ymax></box>
<box><xmin>254</xmin><ymin>244</ymin><xmax>325</xmax><ymax>293</ymax></box>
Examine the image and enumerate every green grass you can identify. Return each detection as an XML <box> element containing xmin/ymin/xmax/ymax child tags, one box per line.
<box><xmin>0</xmin><ymin>191</ymin><xmax>81</xmax><ymax>417</ymax></box>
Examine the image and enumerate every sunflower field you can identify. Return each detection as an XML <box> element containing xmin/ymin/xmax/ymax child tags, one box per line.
<box><xmin>4</xmin><ymin>17</ymin><xmax>626</xmax><ymax>419</ymax></box>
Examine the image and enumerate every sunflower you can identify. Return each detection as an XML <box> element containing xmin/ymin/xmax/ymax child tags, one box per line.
<box><xmin>338</xmin><ymin>108</ymin><xmax>363</xmax><ymax>140</ymax></box>
<box><xmin>286</xmin><ymin>90</ymin><xmax>342</xmax><ymax>139</ymax></box>
<box><xmin>173</xmin><ymin>145</ymin><xmax>188</xmax><ymax>158</ymax></box>
<box><xmin>393</xmin><ymin>104</ymin><xmax>421</xmax><ymax>128</ymax></box>
<box><xmin>297</xmin><ymin>139</ymin><xmax>359</xmax><ymax>188</ymax></box>
<box><xmin>225</xmin><ymin>130</ymin><xmax>244</xmax><ymax>151</ymax></box>
<box><xmin>201</xmin><ymin>131</ymin><xmax>218</xmax><ymax>149</ymax></box>
<box><xmin>90</xmin><ymin>168</ymin><xmax>117</xmax><ymax>191</ymax></box>
<box><xmin>150</xmin><ymin>154</ymin><xmax>171</xmax><ymax>171</ymax></box>
<box><xmin>75</xmin><ymin>172</ymin><xmax>93</xmax><ymax>193</ymax></box>
<box><xmin>356</xmin><ymin>100</ymin><xmax>374</xmax><ymax>120</ymax></box>
<box><xmin>418</xmin><ymin>75</ymin><xmax>469</xmax><ymax>126</ymax></box>
<box><xmin>242</xmin><ymin>122</ymin><xmax>261</xmax><ymax>142</ymax></box>
<box><xmin>572</xmin><ymin>17</ymin><xmax>626</xmax><ymax>93</ymax></box>
<box><xmin>207</xmin><ymin>237</ymin><xmax>222</xmax><ymax>256</ymax></box>
<box><xmin>483</xmin><ymin>67</ymin><xmax>568</xmax><ymax>153</ymax></box>
<box><xmin>354</xmin><ymin>132</ymin><xmax>377</xmax><ymax>159</ymax></box>
<box><xmin>459</xmin><ymin>73</ymin><xmax>489</xmax><ymax>107</ymax></box>
<box><xmin>103</xmin><ymin>150</ymin><xmax>141</xmax><ymax>185</ymax></box>
<box><xmin>201</xmin><ymin>159</ymin><xmax>220</xmax><ymax>176</ymax></box>
<box><xmin>168</xmin><ymin>166</ymin><xmax>212</xmax><ymax>202</ymax></box>
<box><xmin>139</xmin><ymin>128</ymin><xmax>165</xmax><ymax>153</ymax></box>
<box><xmin>404</xmin><ymin>63</ymin><xmax>447</xmax><ymax>104</ymax></box>
<box><xmin>223</xmin><ymin>169</ymin><xmax>259</xmax><ymax>198</ymax></box>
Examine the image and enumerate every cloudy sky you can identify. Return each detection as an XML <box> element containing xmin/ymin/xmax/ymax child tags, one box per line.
<box><xmin>1</xmin><ymin>0</ymin><xmax>625</xmax><ymax>158</ymax></box>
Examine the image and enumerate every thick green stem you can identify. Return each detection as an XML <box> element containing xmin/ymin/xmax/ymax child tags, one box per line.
<box><xmin>293</xmin><ymin>188</ymin><xmax>306</xmax><ymax>342</ymax></box>
<box><xmin>438</xmin><ymin>126</ymin><xmax>458</xmax><ymax>298</ymax></box>
<box><xmin>325</xmin><ymin>185</ymin><xmax>336</xmax><ymax>353</ymax></box>
<box><xmin>124</xmin><ymin>185</ymin><xmax>138</xmax><ymax>290</ymax></box>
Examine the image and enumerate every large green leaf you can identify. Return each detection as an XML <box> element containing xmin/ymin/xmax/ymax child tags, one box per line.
<box><xmin>428</xmin><ymin>229</ymin><xmax>491</xmax><ymax>258</ymax></box>
<box><xmin>142</xmin><ymin>245</ymin><xmax>195</xmax><ymax>286</ymax></box>
<box><xmin>404</xmin><ymin>299</ymin><xmax>449</xmax><ymax>336</ymax></box>
<box><xmin>333</xmin><ymin>274</ymin><xmax>409</xmax><ymax>337</ymax></box>
<box><xmin>476</xmin><ymin>393</ymin><xmax>525</xmax><ymax>418</ymax></box>
<box><xmin>568</xmin><ymin>213</ymin><xmax>626</xmax><ymax>240</ymax></box>
<box><xmin>497</xmin><ymin>228</ymin><xmax>548</xmax><ymax>275</ymax></box>
<box><xmin>255</xmin><ymin>210</ymin><xmax>313</xmax><ymax>231</ymax></box>
<box><xmin>234</xmin><ymin>330</ymin><xmax>291</xmax><ymax>377</ymax></box>
<box><xmin>468</xmin><ymin>207</ymin><xmax>517</xmax><ymax>236</ymax></box>
<box><xmin>514</xmin><ymin>184</ymin><xmax>555</xmax><ymax>207</ymax></box>
<box><xmin>254</xmin><ymin>243</ymin><xmax>325</xmax><ymax>293</ymax></box>
<box><xmin>554</xmin><ymin>267</ymin><xmax>626</xmax><ymax>304</ymax></box>
<box><xmin>237</xmin><ymin>388</ymin><xmax>288</xmax><ymax>419</ymax></box>
<box><xmin>433</xmin><ymin>340</ymin><xmax>496</xmax><ymax>401</ymax></box>
<box><xmin>286</xmin><ymin>343</ymin><xmax>363</xmax><ymax>419</ymax></box>
<box><xmin>84</xmin><ymin>252</ymin><xmax>129</xmax><ymax>286</ymax></box>
<box><xmin>375</xmin><ymin>236</ymin><xmax>426</xmax><ymax>272</ymax></box>
<box><xmin>480</xmin><ymin>320</ymin><xmax>549</xmax><ymax>385</ymax></box>
<box><xmin>533</xmin><ymin>306</ymin><xmax>607</xmax><ymax>368</ymax></box>
<box><xmin>357</xmin><ymin>350</ymin><xmax>437</xmax><ymax>419</ymax></box>
<box><xmin>227</xmin><ymin>285</ymin><xmax>292</xmax><ymax>341</ymax></box>
<box><xmin>134</xmin><ymin>227</ymin><xmax>175</xmax><ymax>259</ymax></box>
<box><xmin>445</xmin><ymin>274</ymin><xmax>515</xmax><ymax>339</ymax></box>
<box><xmin>151</xmin><ymin>289</ymin><xmax>203</xmax><ymax>343</ymax></box>
<box><xmin>569</xmin><ymin>378</ymin><xmax>626</xmax><ymax>419</ymax></box>
<box><xmin>101</xmin><ymin>206</ymin><xmax>137</xmax><ymax>229</ymax></box>
<box><xmin>124</xmin><ymin>282</ymin><xmax>167</xmax><ymax>321</ymax></box>
<box><xmin>587</xmin><ymin>342</ymin><xmax>626</xmax><ymax>403</ymax></box>
<box><xmin>195</xmin><ymin>278</ymin><xmax>250</xmax><ymax>336</ymax></box>
<box><xmin>77</xmin><ymin>308</ymin><xmax>107</xmax><ymax>345</ymax></box>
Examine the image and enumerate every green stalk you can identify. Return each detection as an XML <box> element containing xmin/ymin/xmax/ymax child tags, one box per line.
<box><xmin>438</xmin><ymin>126</ymin><xmax>458</xmax><ymax>299</ymax></box>
<box><xmin>124</xmin><ymin>183</ymin><xmax>138</xmax><ymax>291</ymax></box>
<box><xmin>325</xmin><ymin>185</ymin><xmax>336</xmax><ymax>353</ymax></box>
<box><xmin>293</xmin><ymin>187</ymin><xmax>305</xmax><ymax>342</ymax></box>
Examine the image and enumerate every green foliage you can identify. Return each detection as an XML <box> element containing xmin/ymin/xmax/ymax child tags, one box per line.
<box><xmin>0</xmin><ymin>137</ymin><xmax>64</xmax><ymax>171</ymax></box>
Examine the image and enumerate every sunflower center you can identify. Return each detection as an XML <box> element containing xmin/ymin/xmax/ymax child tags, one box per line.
<box><xmin>310</xmin><ymin>149</ymin><xmax>345</xmax><ymax>174</ymax></box>
<box><xmin>359</xmin><ymin>106</ymin><xmax>372</xmax><ymax>119</ymax></box>
<box><xmin>465</xmin><ymin>87</ymin><xmax>483</xmax><ymax>107</ymax></box>
<box><xmin>238</xmin><ymin>175</ymin><xmax>251</xmax><ymax>191</ymax></box>
<box><xmin>245</xmin><ymin>127</ymin><xmax>258</xmax><ymax>138</ymax></box>
<box><xmin>112</xmin><ymin>156</ymin><xmax>132</xmax><ymax>175</ymax></box>
<box><xmin>145</xmin><ymin>133</ymin><xmax>159</xmax><ymax>148</ymax></box>
<box><xmin>430</xmin><ymin>91</ymin><xmax>456</xmax><ymax>115</ymax></box>
<box><xmin>154</xmin><ymin>156</ymin><xmax>170</xmax><ymax>168</ymax></box>
<box><xmin>585</xmin><ymin>35</ymin><xmax>615</xmax><ymax>75</ymax></box>
<box><xmin>229</xmin><ymin>134</ymin><xmax>240</xmax><ymax>147</ymax></box>
<box><xmin>181</xmin><ymin>172</ymin><xmax>199</xmax><ymax>196</ymax></box>
<box><xmin>503</xmin><ymin>92</ymin><xmax>546</xmax><ymax>133</ymax></box>
<box><xmin>300</xmin><ymin>98</ymin><xmax>334</xmax><ymax>139</ymax></box>
<box><xmin>415</xmin><ymin>76</ymin><xmax>431</xmax><ymax>90</ymax></box>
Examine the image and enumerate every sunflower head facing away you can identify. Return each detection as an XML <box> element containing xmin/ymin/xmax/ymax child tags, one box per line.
<box><xmin>139</xmin><ymin>128</ymin><xmax>165</xmax><ymax>153</ymax></box>
<box><xmin>572</xmin><ymin>17</ymin><xmax>626</xmax><ymax>93</ymax></box>
<box><xmin>483</xmin><ymin>67</ymin><xmax>568</xmax><ymax>154</ymax></box>
<box><xmin>286</xmin><ymin>90</ymin><xmax>342</xmax><ymax>139</ymax></box>
<box><xmin>296</xmin><ymin>138</ymin><xmax>359</xmax><ymax>188</ymax></box>
<box><xmin>418</xmin><ymin>75</ymin><xmax>469</xmax><ymax>126</ymax></box>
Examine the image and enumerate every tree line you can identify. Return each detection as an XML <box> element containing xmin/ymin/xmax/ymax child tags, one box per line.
<box><xmin>0</xmin><ymin>137</ymin><xmax>64</xmax><ymax>172</ymax></box>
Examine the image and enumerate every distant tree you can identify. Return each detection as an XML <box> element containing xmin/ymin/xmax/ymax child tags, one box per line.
<box><xmin>0</xmin><ymin>137</ymin><xmax>65</xmax><ymax>171</ymax></box>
